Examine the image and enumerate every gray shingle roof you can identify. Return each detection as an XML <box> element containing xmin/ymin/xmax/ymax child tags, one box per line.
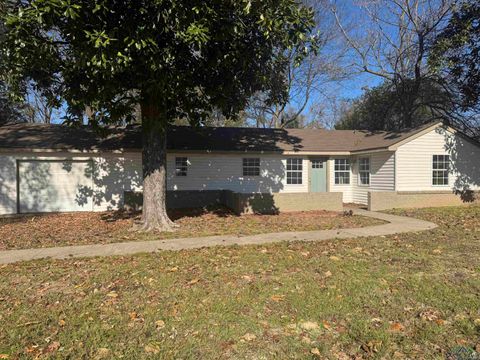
<box><xmin>0</xmin><ymin>121</ymin><xmax>440</xmax><ymax>153</ymax></box>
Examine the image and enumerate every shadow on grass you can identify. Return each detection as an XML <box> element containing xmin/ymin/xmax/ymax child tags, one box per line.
<box><xmin>96</xmin><ymin>205</ymin><xmax>238</xmax><ymax>223</ymax></box>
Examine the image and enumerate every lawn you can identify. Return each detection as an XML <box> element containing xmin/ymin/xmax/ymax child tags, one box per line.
<box><xmin>0</xmin><ymin>207</ymin><xmax>383</xmax><ymax>250</ymax></box>
<box><xmin>0</xmin><ymin>205</ymin><xmax>479</xmax><ymax>359</ymax></box>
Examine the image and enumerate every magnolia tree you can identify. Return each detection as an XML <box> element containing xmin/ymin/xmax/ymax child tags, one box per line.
<box><xmin>1</xmin><ymin>0</ymin><xmax>316</xmax><ymax>231</ymax></box>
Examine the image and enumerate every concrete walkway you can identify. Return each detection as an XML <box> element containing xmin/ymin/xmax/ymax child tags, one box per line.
<box><xmin>0</xmin><ymin>209</ymin><xmax>437</xmax><ymax>265</ymax></box>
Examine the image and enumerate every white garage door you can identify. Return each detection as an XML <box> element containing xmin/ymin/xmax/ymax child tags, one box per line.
<box><xmin>18</xmin><ymin>160</ymin><xmax>94</xmax><ymax>213</ymax></box>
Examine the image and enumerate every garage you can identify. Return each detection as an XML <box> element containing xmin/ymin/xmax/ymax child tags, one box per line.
<box><xmin>17</xmin><ymin>160</ymin><xmax>94</xmax><ymax>213</ymax></box>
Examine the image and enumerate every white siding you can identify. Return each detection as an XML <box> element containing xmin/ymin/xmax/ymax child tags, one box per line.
<box><xmin>0</xmin><ymin>155</ymin><xmax>17</xmax><ymax>215</ymax></box>
<box><xmin>167</xmin><ymin>153</ymin><xmax>309</xmax><ymax>194</ymax></box>
<box><xmin>351</xmin><ymin>152</ymin><xmax>395</xmax><ymax>205</ymax></box>
<box><xmin>18</xmin><ymin>160</ymin><xmax>94</xmax><ymax>213</ymax></box>
<box><xmin>396</xmin><ymin>127</ymin><xmax>480</xmax><ymax>191</ymax></box>
<box><xmin>0</xmin><ymin>152</ymin><xmax>143</xmax><ymax>215</ymax></box>
<box><xmin>0</xmin><ymin>151</ymin><xmax>313</xmax><ymax>215</ymax></box>
<box><xmin>329</xmin><ymin>157</ymin><xmax>353</xmax><ymax>203</ymax></box>
<box><xmin>90</xmin><ymin>152</ymin><xmax>142</xmax><ymax>211</ymax></box>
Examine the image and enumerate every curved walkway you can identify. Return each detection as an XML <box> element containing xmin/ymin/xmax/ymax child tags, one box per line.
<box><xmin>0</xmin><ymin>209</ymin><xmax>437</xmax><ymax>265</ymax></box>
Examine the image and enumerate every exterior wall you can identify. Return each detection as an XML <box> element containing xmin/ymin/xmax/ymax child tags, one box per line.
<box><xmin>328</xmin><ymin>157</ymin><xmax>353</xmax><ymax>203</ymax></box>
<box><xmin>92</xmin><ymin>152</ymin><xmax>142</xmax><ymax>211</ymax></box>
<box><xmin>125</xmin><ymin>190</ymin><xmax>344</xmax><ymax>214</ymax></box>
<box><xmin>396</xmin><ymin>127</ymin><xmax>480</xmax><ymax>192</ymax></box>
<box><xmin>369</xmin><ymin>191</ymin><xmax>480</xmax><ymax>211</ymax></box>
<box><xmin>227</xmin><ymin>191</ymin><xmax>344</xmax><ymax>214</ymax></box>
<box><xmin>0</xmin><ymin>152</ymin><xmax>142</xmax><ymax>215</ymax></box>
<box><xmin>351</xmin><ymin>152</ymin><xmax>395</xmax><ymax>205</ymax></box>
<box><xmin>0</xmin><ymin>155</ymin><xmax>17</xmax><ymax>215</ymax></box>
<box><xmin>0</xmin><ymin>151</ymin><xmax>321</xmax><ymax>216</ymax></box>
<box><xmin>166</xmin><ymin>153</ymin><xmax>309</xmax><ymax>194</ymax></box>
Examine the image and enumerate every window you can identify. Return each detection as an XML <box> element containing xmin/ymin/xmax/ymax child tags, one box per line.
<box><xmin>175</xmin><ymin>157</ymin><xmax>188</xmax><ymax>176</ymax></box>
<box><xmin>286</xmin><ymin>158</ymin><xmax>303</xmax><ymax>185</ymax></box>
<box><xmin>334</xmin><ymin>158</ymin><xmax>350</xmax><ymax>185</ymax></box>
<box><xmin>432</xmin><ymin>155</ymin><xmax>449</xmax><ymax>185</ymax></box>
<box><xmin>358</xmin><ymin>158</ymin><xmax>370</xmax><ymax>186</ymax></box>
<box><xmin>311</xmin><ymin>159</ymin><xmax>324</xmax><ymax>169</ymax></box>
<box><xmin>243</xmin><ymin>158</ymin><xmax>260</xmax><ymax>176</ymax></box>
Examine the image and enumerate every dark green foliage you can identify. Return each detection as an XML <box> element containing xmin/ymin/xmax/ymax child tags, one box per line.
<box><xmin>335</xmin><ymin>80</ymin><xmax>452</xmax><ymax>131</ymax></box>
<box><xmin>431</xmin><ymin>1</ymin><xmax>480</xmax><ymax>111</ymax></box>
<box><xmin>0</xmin><ymin>81</ymin><xmax>26</xmax><ymax>125</ymax></box>
<box><xmin>0</xmin><ymin>0</ymin><xmax>316</xmax><ymax>126</ymax></box>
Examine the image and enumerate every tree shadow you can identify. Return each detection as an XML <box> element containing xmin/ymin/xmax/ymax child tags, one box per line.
<box><xmin>441</xmin><ymin>126</ymin><xmax>480</xmax><ymax>202</ymax></box>
<box><xmin>75</xmin><ymin>156</ymin><xmax>142</xmax><ymax>211</ymax></box>
<box><xmin>0</xmin><ymin>156</ymin><xmax>17</xmax><ymax>214</ymax></box>
<box><xmin>168</xmin><ymin>126</ymin><xmax>304</xmax><ymax>152</ymax></box>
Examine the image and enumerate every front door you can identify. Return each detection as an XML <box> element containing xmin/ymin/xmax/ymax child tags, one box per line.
<box><xmin>310</xmin><ymin>158</ymin><xmax>327</xmax><ymax>192</ymax></box>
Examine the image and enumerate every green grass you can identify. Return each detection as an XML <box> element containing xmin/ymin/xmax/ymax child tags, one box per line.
<box><xmin>0</xmin><ymin>205</ymin><xmax>479</xmax><ymax>359</ymax></box>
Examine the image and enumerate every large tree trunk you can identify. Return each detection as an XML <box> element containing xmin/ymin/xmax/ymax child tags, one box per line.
<box><xmin>138</xmin><ymin>99</ymin><xmax>176</xmax><ymax>232</ymax></box>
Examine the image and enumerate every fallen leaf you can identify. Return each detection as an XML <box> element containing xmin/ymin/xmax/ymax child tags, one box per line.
<box><xmin>310</xmin><ymin>347</ymin><xmax>321</xmax><ymax>356</ymax></box>
<box><xmin>419</xmin><ymin>309</ymin><xmax>440</xmax><ymax>322</ymax></box>
<box><xmin>106</xmin><ymin>291</ymin><xmax>118</xmax><ymax>298</ymax></box>
<box><xmin>432</xmin><ymin>249</ymin><xmax>442</xmax><ymax>254</ymax></box>
<box><xmin>300</xmin><ymin>321</ymin><xmax>319</xmax><ymax>331</ymax></box>
<box><xmin>188</xmin><ymin>278</ymin><xmax>200</xmax><ymax>285</ymax></box>
<box><xmin>144</xmin><ymin>343</ymin><xmax>160</xmax><ymax>354</ymax></box>
<box><xmin>324</xmin><ymin>271</ymin><xmax>332</xmax><ymax>278</ymax></box>
<box><xmin>155</xmin><ymin>320</ymin><xmax>165</xmax><ymax>329</ymax></box>
<box><xmin>322</xmin><ymin>320</ymin><xmax>332</xmax><ymax>330</ymax></box>
<box><xmin>389</xmin><ymin>322</ymin><xmax>404</xmax><ymax>332</ymax></box>
<box><xmin>329</xmin><ymin>255</ymin><xmax>341</xmax><ymax>261</ymax></box>
<box><xmin>0</xmin><ymin>355</ymin><xmax>9</xmax><ymax>359</ymax></box>
<box><xmin>270</xmin><ymin>294</ymin><xmax>285</xmax><ymax>302</ymax></box>
<box><xmin>362</xmin><ymin>340</ymin><xmax>382</xmax><ymax>354</ymax></box>
<box><xmin>58</xmin><ymin>319</ymin><xmax>66</xmax><ymax>327</ymax></box>
<box><xmin>44</xmin><ymin>341</ymin><xmax>60</xmax><ymax>354</ymax></box>
<box><xmin>242</xmin><ymin>333</ymin><xmax>256</xmax><ymax>341</ymax></box>
<box><xmin>95</xmin><ymin>348</ymin><xmax>111</xmax><ymax>359</ymax></box>
<box><xmin>241</xmin><ymin>275</ymin><xmax>253</xmax><ymax>282</ymax></box>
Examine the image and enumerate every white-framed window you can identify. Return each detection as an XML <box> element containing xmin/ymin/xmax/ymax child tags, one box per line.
<box><xmin>432</xmin><ymin>155</ymin><xmax>449</xmax><ymax>186</ymax></box>
<box><xmin>311</xmin><ymin>159</ymin><xmax>324</xmax><ymax>169</ymax></box>
<box><xmin>243</xmin><ymin>158</ymin><xmax>260</xmax><ymax>176</ymax></box>
<box><xmin>286</xmin><ymin>158</ymin><xmax>303</xmax><ymax>185</ymax></box>
<box><xmin>175</xmin><ymin>157</ymin><xmax>188</xmax><ymax>176</ymax></box>
<box><xmin>334</xmin><ymin>158</ymin><xmax>350</xmax><ymax>185</ymax></box>
<box><xmin>358</xmin><ymin>157</ymin><xmax>370</xmax><ymax>186</ymax></box>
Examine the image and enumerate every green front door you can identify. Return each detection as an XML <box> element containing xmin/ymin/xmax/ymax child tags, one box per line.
<box><xmin>311</xmin><ymin>158</ymin><xmax>327</xmax><ymax>192</ymax></box>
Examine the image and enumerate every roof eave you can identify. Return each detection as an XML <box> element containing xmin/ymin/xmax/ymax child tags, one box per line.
<box><xmin>0</xmin><ymin>147</ymin><xmax>141</xmax><ymax>154</ymax></box>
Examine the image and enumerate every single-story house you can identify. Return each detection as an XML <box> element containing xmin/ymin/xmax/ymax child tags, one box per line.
<box><xmin>0</xmin><ymin>121</ymin><xmax>479</xmax><ymax>216</ymax></box>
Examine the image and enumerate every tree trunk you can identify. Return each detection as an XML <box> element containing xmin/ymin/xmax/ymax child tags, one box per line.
<box><xmin>138</xmin><ymin>98</ymin><xmax>176</xmax><ymax>232</ymax></box>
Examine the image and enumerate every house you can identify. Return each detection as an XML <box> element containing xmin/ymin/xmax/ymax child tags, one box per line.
<box><xmin>0</xmin><ymin>121</ymin><xmax>479</xmax><ymax>216</ymax></box>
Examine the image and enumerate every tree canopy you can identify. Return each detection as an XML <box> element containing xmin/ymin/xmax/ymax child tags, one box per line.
<box><xmin>1</xmin><ymin>0</ymin><xmax>316</xmax><ymax>230</ymax></box>
<box><xmin>334</xmin><ymin>80</ymin><xmax>452</xmax><ymax>131</ymax></box>
<box><xmin>430</xmin><ymin>1</ymin><xmax>480</xmax><ymax>112</ymax></box>
<box><xmin>1</xmin><ymin>0</ymin><xmax>315</xmax><ymax>126</ymax></box>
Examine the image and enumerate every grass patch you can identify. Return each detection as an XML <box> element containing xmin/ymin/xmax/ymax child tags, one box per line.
<box><xmin>0</xmin><ymin>207</ymin><xmax>383</xmax><ymax>250</ymax></box>
<box><xmin>0</xmin><ymin>206</ymin><xmax>479</xmax><ymax>358</ymax></box>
